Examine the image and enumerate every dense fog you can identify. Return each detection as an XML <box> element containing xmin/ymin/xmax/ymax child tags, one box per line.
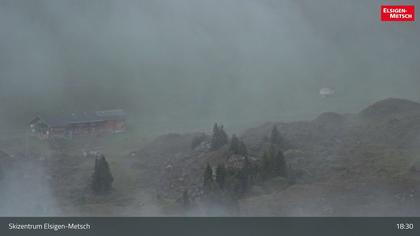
<box><xmin>0</xmin><ymin>0</ymin><xmax>419</xmax><ymax>133</ymax></box>
<box><xmin>0</xmin><ymin>0</ymin><xmax>419</xmax><ymax>217</ymax></box>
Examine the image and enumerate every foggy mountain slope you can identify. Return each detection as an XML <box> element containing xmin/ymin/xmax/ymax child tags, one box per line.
<box><xmin>1</xmin><ymin>97</ymin><xmax>417</xmax><ymax>216</ymax></box>
<box><xmin>129</xmin><ymin>133</ymin><xmax>219</xmax><ymax>200</ymax></box>
<box><xmin>360</xmin><ymin>98</ymin><xmax>420</xmax><ymax>121</ymax></box>
<box><xmin>240</xmin><ymin>98</ymin><xmax>420</xmax><ymax>149</ymax></box>
<box><xmin>0</xmin><ymin>0</ymin><xmax>419</xmax><ymax>217</ymax></box>
<box><xmin>240</xmin><ymin>98</ymin><xmax>420</xmax><ymax>215</ymax></box>
<box><xmin>0</xmin><ymin>153</ymin><xmax>60</xmax><ymax>216</ymax></box>
<box><xmin>0</xmin><ymin>150</ymin><xmax>11</xmax><ymax>179</ymax></box>
<box><xmin>355</xmin><ymin>98</ymin><xmax>420</xmax><ymax>148</ymax></box>
<box><xmin>129</xmin><ymin>98</ymin><xmax>420</xmax><ymax>216</ymax></box>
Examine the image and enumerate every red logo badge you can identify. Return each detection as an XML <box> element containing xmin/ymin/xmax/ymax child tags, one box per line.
<box><xmin>381</xmin><ymin>5</ymin><xmax>415</xmax><ymax>22</ymax></box>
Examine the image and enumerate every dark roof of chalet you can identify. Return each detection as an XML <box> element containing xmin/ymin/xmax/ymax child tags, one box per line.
<box><xmin>31</xmin><ymin>109</ymin><xmax>126</xmax><ymax>127</ymax></box>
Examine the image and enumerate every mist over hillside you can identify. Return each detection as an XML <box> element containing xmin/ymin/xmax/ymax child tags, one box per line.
<box><xmin>0</xmin><ymin>0</ymin><xmax>419</xmax><ymax>217</ymax></box>
<box><xmin>0</xmin><ymin>0</ymin><xmax>419</xmax><ymax>133</ymax></box>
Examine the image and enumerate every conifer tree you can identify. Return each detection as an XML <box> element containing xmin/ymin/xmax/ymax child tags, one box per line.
<box><xmin>238</xmin><ymin>141</ymin><xmax>248</xmax><ymax>156</ymax></box>
<box><xmin>273</xmin><ymin>150</ymin><xmax>288</xmax><ymax>177</ymax></box>
<box><xmin>261</xmin><ymin>151</ymin><xmax>272</xmax><ymax>180</ymax></box>
<box><xmin>229</xmin><ymin>135</ymin><xmax>240</xmax><ymax>154</ymax></box>
<box><xmin>210</xmin><ymin>123</ymin><xmax>220</xmax><ymax>150</ymax></box>
<box><xmin>203</xmin><ymin>163</ymin><xmax>213</xmax><ymax>191</ymax></box>
<box><xmin>215</xmin><ymin>164</ymin><xmax>226</xmax><ymax>190</ymax></box>
<box><xmin>246</xmin><ymin>157</ymin><xmax>258</xmax><ymax>183</ymax></box>
<box><xmin>270</xmin><ymin>125</ymin><xmax>282</xmax><ymax>145</ymax></box>
<box><xmin>230</xmin><ymin>135</ymin><xmax>248</xmax><ymax>156</ymax></box>
<box><xmin>211</xmin><ymin>123</ymin><xmax>229</xmax><ymax>150</ymax></box>
<box><xmin>212</xmin><ymin>123</ymin><xmax>219</xmax><ymax>136</ymax></box>
<box><xmin>91</xmin><ymin>155</ymin><xmax>114</xmax><ymax>194</ymax></box>
<box><xmin>219</xmin><ymin>125</ymin><xmax>229</xmax><ymax>146</ymax></box>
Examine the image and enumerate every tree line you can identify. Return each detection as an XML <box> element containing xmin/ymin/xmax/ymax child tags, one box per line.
<box><xmin>89</xmin><ymin>123</ymin><xmax>287</xmax><ymax>209</ymax></box>
<box><xmin>200</xmin><ymin>124</ymin><xmax>288</xmax><ymax>201</ymax></box>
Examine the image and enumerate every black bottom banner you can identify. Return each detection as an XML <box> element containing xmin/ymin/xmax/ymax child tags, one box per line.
<box><xmin>1</xmin><ymin>217</ymin><xmax>419</xmax><ymax>236</ymax></box>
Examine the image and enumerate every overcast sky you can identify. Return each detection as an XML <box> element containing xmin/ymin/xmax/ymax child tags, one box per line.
<box><xmin>0</xmin><ymin>0</ymin><xmax>419</xmax><ymax>132</ymax></box>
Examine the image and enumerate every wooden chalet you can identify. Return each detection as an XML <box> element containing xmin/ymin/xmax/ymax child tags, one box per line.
<box><xmin>29</xmin><ymin>109</ymin><xmax>127</xmax><ymax>139</ymax></box>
